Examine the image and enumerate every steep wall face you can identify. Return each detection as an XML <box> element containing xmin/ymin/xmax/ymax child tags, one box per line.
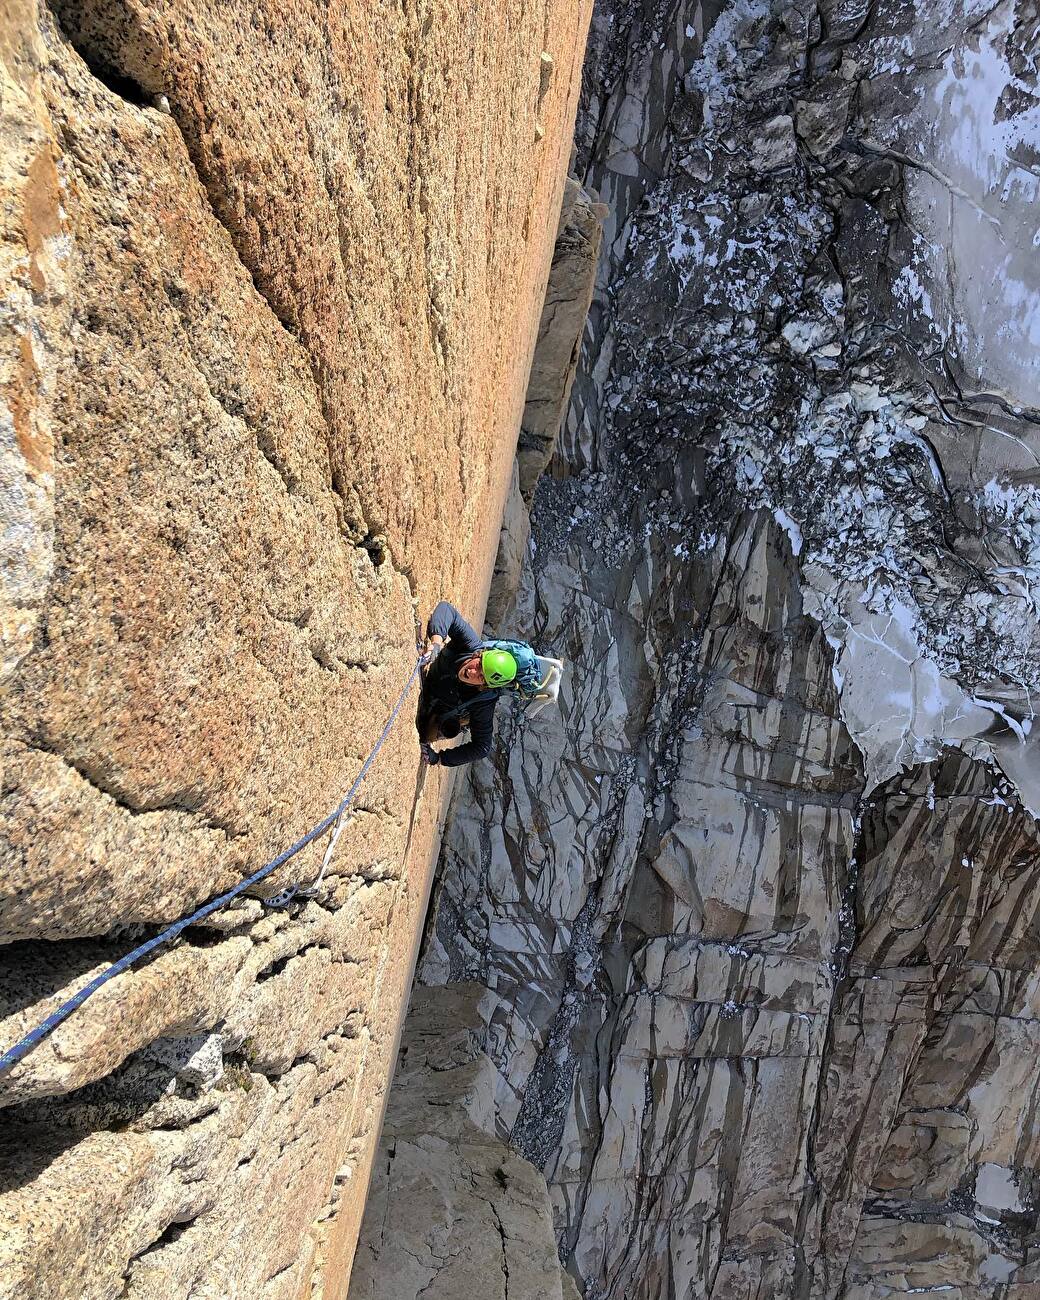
<box><xmin>0</xmin><ymin>1</ymin><xmax>592</xmax><ymax>1296</ymax></box>
<box><xmin>423</xmin><ymin>1</ymin><xmax>1040</xmax><ymax>1296</ymax></box>
<box><xmin>349</xmin><ymin>170</ymin><xmax>605</xmax><ymax>1300</ymax></box>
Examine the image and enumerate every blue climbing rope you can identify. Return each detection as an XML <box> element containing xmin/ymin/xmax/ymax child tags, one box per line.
<box><xmin>0</xmin><ymin>653</ymin><xmax>428</xmax><ymax>1076</ymax></box>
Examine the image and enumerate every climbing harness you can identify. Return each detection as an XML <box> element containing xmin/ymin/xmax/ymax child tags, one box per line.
<box><xmin>0</xmin><ymin>653</ymin><xmax>429</xmax><ymax>1076</ymax></box>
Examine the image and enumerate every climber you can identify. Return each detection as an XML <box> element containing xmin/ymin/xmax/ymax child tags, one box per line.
<box><xmin>417</xmin><ymin>600</ymin><xmax>554</xmax><ymax>768</ymax></box>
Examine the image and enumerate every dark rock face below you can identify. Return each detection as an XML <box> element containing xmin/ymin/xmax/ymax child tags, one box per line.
<box><xmin>415</xmin><ymin>1</ymin><xmax>1040</xmax><ymax>1297</ymax></box>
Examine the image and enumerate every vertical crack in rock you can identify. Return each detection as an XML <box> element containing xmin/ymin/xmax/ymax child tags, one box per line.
<box><xmin>44</xmin><ymin>0</ymin><xmax>153</xmax><ymax>106</ymax></box>
<box><xmin>491</xmin><ymin>1197</ymin><xmax>512</xmax><ymax>1300</ymax></box>
<box><xmin>21</xmin><ymin>739</ymin><xmax>242</xmax><ymax>840</ymax></box>
<box><xmin>46</xmin><ymin>0</ymin><xmax>408</xmax><ymax>566</ymax></box>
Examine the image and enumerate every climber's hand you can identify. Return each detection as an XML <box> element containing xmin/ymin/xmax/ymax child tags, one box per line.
<box><xmin>422</xmin><ymin>636</ymin><xmax>444</xmax><ymax>664</ymax></box>
<box><xmin>420</xmin><ymin>743</ymin><xmax>440</xmax><ymax>766</ymax></box>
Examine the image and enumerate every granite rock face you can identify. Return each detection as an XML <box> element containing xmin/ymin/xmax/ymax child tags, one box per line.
<box><xmin>517</xmin><ymin>177</ymin><xmax>608</xmax><ymax>508</ymax></box>
<box><xmin>0</xmin><ymin>0</ymin><xmax>592</xmax><ymax>1296</ymax></box>
<box><xmin>420</xmin><ymin>1</ymin><xmax>1040</xmax><ymax>1296</ymax></box>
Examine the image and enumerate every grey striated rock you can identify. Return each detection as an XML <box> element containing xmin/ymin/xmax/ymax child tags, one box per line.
<box><xmin>487</xmin><ymin>178</ymin><xmax>606</xmax><ymax>629</ymax></box>
<box><xmin>517</xmin><ymin>178</ymin><xmax>608</xmax><ymax>506</ymax></box>
<box><xmin>347</xmin><ymin>984</ymin><xmax>579</xmax><ymax>1300</ymax></box>
<box><xmin>487</xmin><ymin>459</ymin><xmax>532</xmax><ymax>632</ymax></box>
<box><xmin>410</xmin><ymin>1</ymin><xmax>1040</xmax><ymax>1297</ymax></box>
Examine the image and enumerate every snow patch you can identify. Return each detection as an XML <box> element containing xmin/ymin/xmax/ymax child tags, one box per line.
<box><xmin>712</xmin><ymin>374</ymin><xmax>1040</xmax><ymax>808</ymax></box>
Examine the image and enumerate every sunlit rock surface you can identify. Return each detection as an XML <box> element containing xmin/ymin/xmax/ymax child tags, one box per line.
<box><xmin>0</xmin><ymin>0</ymin><xmax>592</xmax><ymax>1295</ymax></box>
<box><xmin>418</xmin><ymin>1</ymin><xmax>1040</xmax><ymax>1296</ymax></box>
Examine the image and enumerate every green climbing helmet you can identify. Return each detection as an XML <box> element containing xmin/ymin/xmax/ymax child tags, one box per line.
<box><xmin>481</xmin><ymin>647</ymin><xmax>517</xmax><ymax>687</ymax></box>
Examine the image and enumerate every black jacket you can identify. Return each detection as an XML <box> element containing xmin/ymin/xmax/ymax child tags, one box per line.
<box><xmin>423</xmin><ymin>602</ymin><xmax>502</xmax><ymax>767</ymax></box>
